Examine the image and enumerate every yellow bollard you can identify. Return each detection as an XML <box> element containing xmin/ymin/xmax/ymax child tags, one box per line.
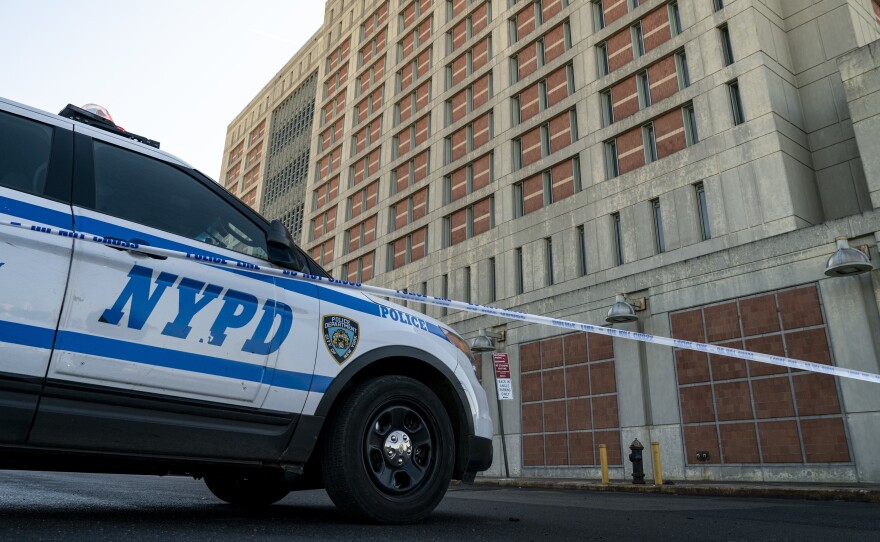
<box><xmin>599</xmin><ymin>444</ymin><xmax>609</xmax><ymax>485</ymax></box>
<box><xmin>651</xmin><ymin>441</ymin><xmax>663</xmax><ymax>485</ymax></box>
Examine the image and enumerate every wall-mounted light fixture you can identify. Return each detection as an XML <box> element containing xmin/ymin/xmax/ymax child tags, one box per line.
<box><xmin>606</xmin><ymin>293</ymin><xmax>644</xmax><ymax>324</ymax></box>
<box><xmin>824</xmin><ymin>236</ymin><xmax>873</xmax><ymax>277</ymax></box>
<box><xmin>471</xmin><ymin>328</ymin><xmax>506</xmax><ymax>353</ymax></box>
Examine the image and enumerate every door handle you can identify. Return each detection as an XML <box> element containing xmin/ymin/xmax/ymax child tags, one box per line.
<box><xmin>101</xmin><ymin>236</ymin><xmax>167</xmax><ymax>260</ymax></box>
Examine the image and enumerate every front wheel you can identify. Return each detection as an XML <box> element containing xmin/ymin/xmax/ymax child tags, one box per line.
<box><xmin>321</xmin><ymin>376</ymin><xmax>455</xmax><ymax>524</ymax></box>
<box><xmin>204</xmin><ymin>475</ymin><xmax>291</xmax><ymax>507</ymax></box>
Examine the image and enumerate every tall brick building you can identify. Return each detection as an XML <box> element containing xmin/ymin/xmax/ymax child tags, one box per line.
<box><xmin>221</xmin><ymin>0</ymin><xmax>880</xmax><ymax>483</ymax></box>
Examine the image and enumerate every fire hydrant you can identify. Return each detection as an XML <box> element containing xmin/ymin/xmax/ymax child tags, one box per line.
<box><xmin>629</xmin><ymin>439</ymin><xmax>646</xmax><ymax>485</ymax></box>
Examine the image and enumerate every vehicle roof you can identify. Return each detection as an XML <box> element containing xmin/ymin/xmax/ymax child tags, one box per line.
<box><xmin>0</xmin><ymin>96</ymin><xmax>192</xmax><ymax>170</ymax></box>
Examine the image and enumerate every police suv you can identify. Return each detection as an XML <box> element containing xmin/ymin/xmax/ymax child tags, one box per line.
<box><xmin>0</xmin><ymin>97</ymin><xmax>492</xmax><ymax>524</ymax></box>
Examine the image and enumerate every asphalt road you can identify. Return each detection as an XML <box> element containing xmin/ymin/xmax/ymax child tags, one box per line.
<box><xmin>0</xmin><ymin>471</ymin><xmax>878</xmax><ymax>541</ymax></box>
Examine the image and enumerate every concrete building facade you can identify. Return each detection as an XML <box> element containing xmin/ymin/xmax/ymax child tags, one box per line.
<box><xmin>221</xmin><ymin>0</ymin><xmax>880</xmax><ymax>483</ymax></box>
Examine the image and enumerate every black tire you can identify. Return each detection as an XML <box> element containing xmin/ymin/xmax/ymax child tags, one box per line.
<box><xmin>321</xmin><ymin>375</ymin><xmax>455</xmax><ymax>524</ymax></box>
<box><xmin>204</xmin><ymin>475</ymin><xmax>291</xmax><ymax>507</ymax></box>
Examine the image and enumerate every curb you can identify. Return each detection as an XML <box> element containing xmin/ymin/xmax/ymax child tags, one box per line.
<box><xmin>463</xmin><ymin>478</ymin><xmax>880</xmax><ymax>504</ymax></box>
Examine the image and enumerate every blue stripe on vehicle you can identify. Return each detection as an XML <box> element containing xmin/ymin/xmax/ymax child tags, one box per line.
<box><xmin>0</xmin><ymin>195</ymin><xmax>72</xmax><ymax>230</ymax></box>
<box><xmin>0</xmin><ymin>320</ymin><xmax>332</xmax><ymax>394</ymax></box>
<box><xmin>0</xmin><ymin>320</ymin><xmax>57</xmax><ymax>350</ymax></box>
<box><xmin>53</xmin><ymin>330</ymin><xmax>331</xmax><ymax>393</ymax></box>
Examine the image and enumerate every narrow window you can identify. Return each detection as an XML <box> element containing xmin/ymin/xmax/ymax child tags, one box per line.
<box><xmin>488</xmin><ymin>257</ymin><xmax>497</xmax><ymax>302</ymax></box>
<box><xmin>720</xmin><ymin>25</ymin><xmax>734</xmax><ymax>66</ymax></box>
<box><xmin>630</xmin><ymin>0</ymin><xmax>640</xmax><ymax>8</ymax></box>
<box><xmin>577</xmin><ymin>224</ymin><xmax>588</xmax><ymax>276</ymax></box>
<box><xmin>612</xmin><ymin>212</ymin><xmax>624</xmax><ymax>265</ymax></box>
<box><xmin>632</xmin><ymin>22</ymin><xmax>645</xmax><ymax>57</ymax></box>
<box><xmin>713</xmin><ymin>0</ymin><xmax>724</xmax><ymax>12</ymax></box>
<box><xmin>537</xmin><ymin>38</ymin><xmax>546</xmax><ymax>67</ymax></box>
<box><xmin>538</xmin><ymin>80</ymin><xmax>548</xmax><ymax>110</ymax></box>
<box><xmin>513</xmin><ymin>138</ymin><xmax>523</xmax><ymax>169</ymax></box>
<box><xmin>695</xmin><ymin>182</ymin><xmax>711</xmax><ymax>240</ymax></box>
<box><xmin>573</xmin><ymin>155</ymin><xmax>582</xmax><ymax>192</ymax></box>
<box><xmin>675</xmin><ymin>49</ymin><xmax>689</xmax><ymax>88</ymax></box>
<box><xmin>637</xmin><ymin>70</ymin><xmax>651</xmax><ymax>108</ymax></box>
<box><xmin>542</xmin><ymin>171</ymin><xmax>553</xmax><ymax>205</ymax></box>
<box><xmin>643</xmin><ymin>122</ymin><xmax>657</xmax><ymax>163</ymax></box>
<box><xmin>669</xmin><ymin>1</ymin><xmax>681</xmax><ymax>36</ymax></box>
<box><xmin>512</xmin><ymin>94</ymin><xmax>521</xmax><ymax>125</ymax></box>
<box><xmin>683</xmin><ymin>104</ymin><xmax>699</xmax><ymax>145</ymax></box>
<box><xmin>597</xmin><ymin>43</ymin><xmax>610</xmax><ymax>76</ymax></box>
<box><xmin>651</xmin><ymin>198</ymin><xmax>665</xmax><ymax>253</ymax></box>
<box><xmin>545</xmin><ymin>237</ymin><xmax>554</xmax><ymax>286</ymax></box>
<box><xmin>509</xmin><ymin>18</ymin><xmax>519</xmax><ymax>44</ymax></box>
<box><xmin>728</xmin><ymin>80</ymin><xmax>744</xmax><ymax>125</ymax></box>
<box><xmin>600</xmin><ymin>90</ymin><xmax>614</xmax><ymax>126</ymax></box>
<box><xmin>514</xmin><ymin>182</ymin><xmax>524</xmax><ymax>218</ymax></box>
<box><xmin>515</xmin><ymin>247</ymin><xmax>524</xmax><ymax>294</ymax></box>
<box><xmin>540</xmin><ymin>124</ymin><xmax>550</xmax><ymax>157</ymax></box>
<box><xmin>592</xmin><ymin>0</ymin><xmax>605</xmax><ymax>31</ymax></box>
<box><xmin>605</xmin><ymin>140</ymin><xmax>619</xmax><ymax>179</ymax></box>
<box><xmin>464</xmin><ymin>266</ymin><xmax>472</xmax><ymax>303</ymax></box>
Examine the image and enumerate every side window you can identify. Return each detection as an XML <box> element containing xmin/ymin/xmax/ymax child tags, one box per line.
<box><xmin>91</xmin><ymin>141</ymin><xmax>269</xmax><ymax>259</ymax></box>
<box><xmin>0</xmin><ymin>111</ymin><xmax>53</xmax><ymax>197</ymax></box>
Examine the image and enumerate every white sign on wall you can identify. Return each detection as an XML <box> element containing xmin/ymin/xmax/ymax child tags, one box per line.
<box><xmin>493</xmin><ymin>353</ymin><xmax>513</xmax><ymax>401</ymax></box>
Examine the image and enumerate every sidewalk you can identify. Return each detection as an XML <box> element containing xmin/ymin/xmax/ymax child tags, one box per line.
<box><xmin>467</xmin><ymin>477</ymin><xmax>880</xmax><ymax>503</ymax></box>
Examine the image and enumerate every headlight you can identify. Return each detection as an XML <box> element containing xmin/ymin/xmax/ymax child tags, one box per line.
<box><xmin>442</xmin><ymin>328</ymin><xmax>479</xmax><ymax>373</ymax></box>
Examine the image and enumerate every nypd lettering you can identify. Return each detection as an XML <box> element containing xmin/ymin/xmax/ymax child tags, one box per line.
<box><xmin>100</xmin><ymin>264</ymin><xmax>292</xmax><ymax>355</ymax></box>
<box><xmin>323</xmin><ymin>315</ymin><xmax>360</xmax><ymax>364</ymax></box>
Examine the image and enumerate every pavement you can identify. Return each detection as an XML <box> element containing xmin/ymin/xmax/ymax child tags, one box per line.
<box><xmin>468</xmin><ymin>476</ymin><xmax>880</xmax><ymax>503</ymax></box>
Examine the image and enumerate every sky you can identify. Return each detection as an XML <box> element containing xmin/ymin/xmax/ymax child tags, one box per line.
<box><xmin>0</xmin><ymin>1</ymin><xmax>326</xmax><ymax>181</ymax></box>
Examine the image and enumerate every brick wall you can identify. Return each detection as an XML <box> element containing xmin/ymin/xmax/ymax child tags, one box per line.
<box><xmin>515</xmin><ymin>3</ymin><xmax>537</xmax><ymax>41</ymax></box>
<box><xmin>546</xmin><ymin>64</ymin><xmax>571</xmax><ymax>107</ymax></box>
<box><xmin>519</xmin><ymin>84</ymin><xmax>541</xmax><ymax>123</ymax></box>
<box><xmin>647</xmin><ymin>54</ymin><xmax>678</xmax><ymax>105</ymax></box>
<box><xmin>520</xmin><ymin>126</ymin><xmax>542</xmax><ymax>167</ymax></box>
<box><xmin>450</xmin><ymin>87</ymin><xmax>468</xmax><ymax>124</ymax></box>
<box><xmin>655</xmin><ymin>107</ymin><xmax>686</xmax><ymax>159</ymax></box>
<box><xmin>522</xmin><ymin>173</ymin><xmax>544</xmax><ymax>215</ymax></box>
<box><xmin>542</xmin><ymin>23</ymin><xmax>567</xmax><ymax>65</ymax></box>
<box><xmin>451</xmin><ymin>125</ymin><xmax>468</xmax><ymax>162</ymax></box>
<box><xmin>670</xmin><ymin>285</ymin><xmax>851</xmax><ymax>466</ymax></box>
<box><xmin>472</xmin><ymin>73</ymin><xmax>490</xmax><ymax>109</ymax></box>
<box><xmin>413</xmin><ymin>150</ymin><xmax>429</xmax><ymax>183</ymax></box>
<box><xmin>548</xmin><ymin>110</ymin><xmax>573</xmax><ymax>154</ymax></box>
<box><xmin>521</xmin><ymin>332</ymin><xmax>622</xmax><ymax>466</ymax></box>
<box><xmin>616</xmin><ymin>126</ymin><xmax>645</xmax><ymax>175</ymax></box>
<box><xmin>450</xmin><ymin>207</ymin><xmax>467</xmax><ymax>245</ymax></box>
<box><xmin>642</xmin><ymin>4</ymin><xmax>671</xmax><ymax>54</ymax></box>
<box><xmin>472</xmin><ymin>153</ymin><xmax>491</xmax><ymax>191</ymax></box>
<box><xmin>472</xmin><ymin>197</ymin><xmax>492</xmax><ymax>236</ymax></box>
<box><xmin>603</xmin><ymin>0</ymin><xmax>628</xmax><ymax>27</ymax></box>
<box><xmin>542</xmin><ymin>0</ymin><xmax>563</xmax><ymax>20</ymax></box>
<box><xmin>550</xmin><ymin>158</ymin><xmax>575</xmax><ymax>202</ymax></box>
<box><xmin>607</xmin><ymin>27</ymin><xmax>633</xmax><ymax>73</ymax></box>
<box><xmin>472</xmin><ymin>112</ymin><xmax>491</xmax><ymax>150</ymax></box>
<box><xmin>611</xmin><ymin>76</ymin><xmax>638</xmax><ymax>121</ymax></box>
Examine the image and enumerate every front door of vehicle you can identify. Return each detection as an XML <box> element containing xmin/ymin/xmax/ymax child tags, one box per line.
<box><xmin>28</xmin><ymin>134</ymin><xmax>319</xmax><ymax>460</ymax></box>
<box><xmin>0</xmin><ymin>106</ymin><xmax>73</xmax><ymax>444</ymax></box>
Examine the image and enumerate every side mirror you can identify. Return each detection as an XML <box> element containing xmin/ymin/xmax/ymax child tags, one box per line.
<box><xmin>267</xmin><ymin>219</ymin><xmax>294</xmax><ymax>251</ymax></box>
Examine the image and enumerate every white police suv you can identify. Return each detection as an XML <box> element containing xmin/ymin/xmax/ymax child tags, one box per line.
<box><xmin>0</xmin><ymin>97</ymin><xmax>492</xmax><ymax>524</ymax></box>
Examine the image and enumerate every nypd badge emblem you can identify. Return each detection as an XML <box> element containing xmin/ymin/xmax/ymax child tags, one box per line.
<box><xmin>323</xmin><ymin>315</ymin><xmax>360</xmax><ymax>364</ymax></box>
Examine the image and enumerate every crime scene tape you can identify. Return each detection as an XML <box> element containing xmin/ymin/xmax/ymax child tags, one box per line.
<box><xmin>4</xmin><ymin>218</ymin><xmax>880</xmax><ymax>385</ymax></box>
